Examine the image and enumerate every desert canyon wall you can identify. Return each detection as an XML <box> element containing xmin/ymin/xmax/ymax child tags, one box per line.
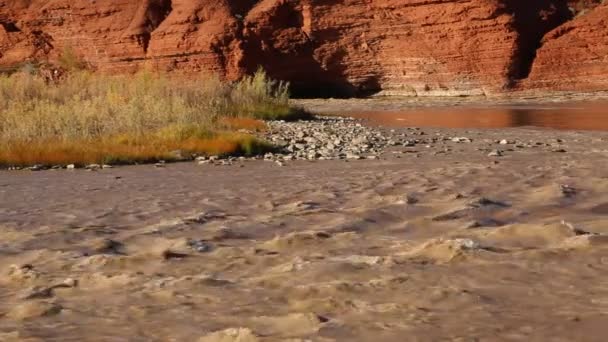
<box><xmin>0</xmin><ymin>0</ymin><xmax>607</xmax><ymax>97</ymax></box>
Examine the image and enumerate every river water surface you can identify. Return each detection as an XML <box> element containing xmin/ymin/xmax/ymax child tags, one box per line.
<box><xmin>340</xmin><ymin>102</ymin><xmax>608</xmax><ymax>131</ymax></box>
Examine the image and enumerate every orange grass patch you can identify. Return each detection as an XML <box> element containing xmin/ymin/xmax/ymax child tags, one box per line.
<box><xmin>0</xmin><ymin>133</ymin><xmax>273</xmax><ymax>167</ymax></box>
<box><xmin>219</xmin><ymin>117</ymin><xmax>267</xmax><ymax>131</ymax></box>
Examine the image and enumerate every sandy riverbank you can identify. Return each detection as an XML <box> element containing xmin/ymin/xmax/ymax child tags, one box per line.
<box><xmin>1</xmin><ymin>123</ymin><xmax>607</xmax><ymax>341</ymax></box>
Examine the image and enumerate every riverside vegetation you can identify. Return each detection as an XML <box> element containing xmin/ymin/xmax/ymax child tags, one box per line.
<box><xmin>0</xmin><ymin>68</ymin><xmax>310</xmax><ymax>168</ymax></box>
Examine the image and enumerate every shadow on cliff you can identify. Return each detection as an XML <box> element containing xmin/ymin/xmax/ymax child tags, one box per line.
<box><xmin>124</xmin><ymin>0</ymin><xmax>173</xmax><ymax>54</ymax></box>
<box><xmin>242</xmin><ymin>31</ymin><xmax>381</xmax><ymax>98</ymax></box>
<box><xmin>238</xmin><ymin>0</ymin><xmax>381</xmax><ymax>99</ymax></box>
<box><xmin>289</xmin><ymin>76</ymin><xmax>381</xmax><ymax>99</ymax></box>
<box><xmin>267</xmin><ymin>40</ymin><xmax>381</xmax><ymax>99</ymax></box>
<box><xmin>501</xmin><ymin>0</ymin><xmax>573</xmax><ymax>85</ymax></box>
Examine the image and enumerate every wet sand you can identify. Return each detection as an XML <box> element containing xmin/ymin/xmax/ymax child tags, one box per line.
<box><xmin>1</xmin><ymin>126</ymin><xmax>608</xmax><ymax>341</ymax></box>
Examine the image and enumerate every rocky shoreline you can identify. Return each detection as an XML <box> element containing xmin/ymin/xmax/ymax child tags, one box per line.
<box><xmin>6</xmin><ymin>111</ymin><xmax>607</xmax><ymax>171</ymax></box>
<box><xmin>192</xmin><ymin>114</ymin><xmax>607</xmax><ymax>167</ymax></box>
<box><xmin>4</xmin><ymin>116</ymin><xmax>394</xmax><ymax>170</ymax></box>
<box><xmin>262</xmin><ymin>116</ymin><xmax>395</xmax><ymax>161</ymax></box>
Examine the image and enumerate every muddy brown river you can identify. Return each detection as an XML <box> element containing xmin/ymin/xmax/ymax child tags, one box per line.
<box><xmin>1</xmin><ymin>100</ymin><xmax>607</xmax><ymax>341</ymax></box>
<box><xmin>344</xmin><ymin>104</ymin><xmax>608</xmax><ymax>130</ymax></box>
<box><xmin>295</xmin><ymin>98</ymin><xmax>608</xmax><ymax>131</ymax></box>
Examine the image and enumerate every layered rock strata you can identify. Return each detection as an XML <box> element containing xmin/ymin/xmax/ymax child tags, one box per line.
<box><xmin>1</xmin><ymin>0</ymin><xmax>606</xmax><ymax>96</ymax></box>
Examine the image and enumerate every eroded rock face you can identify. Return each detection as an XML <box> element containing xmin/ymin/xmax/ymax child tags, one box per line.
<box><xmin>523</xmin><ymin>2</ymin><xmax>608</xmax><ymax>92</ymax></box>
<box><xmin>0</xmin><ymin>0</ymin><xmax>243</xmax><ymax>74</ymax></box>
<box><xmin>1</xmin><ymin>0</ymin><xmax>607</xmax><ymax>96</ymax></box>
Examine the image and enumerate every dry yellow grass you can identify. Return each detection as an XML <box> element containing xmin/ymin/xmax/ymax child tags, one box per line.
<box><xmin>0</xmin><ymin>69</ymin><xmax>302</xmax><ymax>167</ymax></box>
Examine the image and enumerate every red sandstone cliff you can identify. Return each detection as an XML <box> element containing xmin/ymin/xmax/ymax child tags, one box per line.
<box><xmin>522</xmin><ymin>2</ymin><xmax>608</xmax><ymax>92</ymax></box>
<box><xmin>1</xmin><ymin>0</ymin><xmax>607</xmax><ymax>97</ymax></box>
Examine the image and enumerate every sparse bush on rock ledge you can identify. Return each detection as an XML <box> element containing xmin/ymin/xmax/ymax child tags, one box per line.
<box><xmin>0</xmin><ymin>69</ymin><xmax>310</xmax><ymax>168</ymax></box>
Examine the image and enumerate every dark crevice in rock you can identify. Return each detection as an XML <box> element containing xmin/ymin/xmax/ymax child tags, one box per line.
<box><xmin>136</xmin><ymin>33</ymin><xmax>151</xmax><ymax>54</ymax></box>
<box><xmin>227</xmin><ymin>0</ymin><xmax>260</xmax><ymax>18</ymax></box>
<box><xmin>30</xmin><ymin>30</ymin><xmax>54</xmax><ymax>55</ymax></box>
<box><xmin>137</xmin><ymin>0</ymin><xmax>173</xmax><ymax>53</ymax></box>
<box><xmin>0</xmin><ymin>20</ymin><xmax>21</xmax><ymax>32</ymax></box>
<box><xmin>502</xmin><ymin>0</ymin><xmax>573</xmax><ymax>85</ymax></box>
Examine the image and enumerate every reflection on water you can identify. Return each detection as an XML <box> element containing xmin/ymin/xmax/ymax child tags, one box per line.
<box><xmin>345</xmin><ymin>104</ymin><xmax>608</xmax><ymax>130</ymax></box>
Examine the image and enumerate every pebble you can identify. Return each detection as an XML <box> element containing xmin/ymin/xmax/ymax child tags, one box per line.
<box><xmin>405</xmin><ymin>194</ymin><xmax>419</xmax><ymax>205</ymax></box>
<box><xmin>60</xmin><ymin>278</ymin><xmax>78</xmax><ymax>288</ymax></box>
<box><xmin>560</xmin><ymin>184</ymin><xmax>577</xmax><ymax>198</ymax></box>
<box><xmin>187</xmin><ymin>240</ymin><xmax>213</xmax><ymax>253</ymax></box>
<box><xmin>452</xmin><ymin>238</ymin><xmax>481</xmax><ymax>250</ymax></box>
<box><xmin>91</xmin><ymin>238</ymin><xmax>123</xmax><ymax>254</ymax></box>
<box><xmin>451</xmin><ymin>137</ymin><xmax>472</xmax><ymax>143</ymax></box>
<box><xmin>487</xmin><ymin>150</ymin><xmax>503</xmax><ymax>157</ymax></box>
